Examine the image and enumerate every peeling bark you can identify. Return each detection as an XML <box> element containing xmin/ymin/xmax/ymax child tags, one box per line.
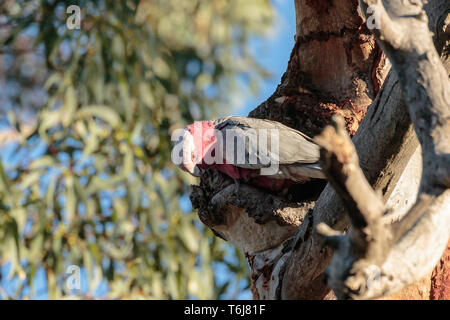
<box><xmin>250</xmin><ymin>0</ymin><xmax>388</xmax><ymax>137</ymax></box>
<box><xmin>431</xmin><ymin>240</ymin><xmax>450</xmax><ymax>300</ymax></box>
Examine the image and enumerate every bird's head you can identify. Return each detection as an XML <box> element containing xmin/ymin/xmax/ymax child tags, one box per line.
<box><xmin>174</xmin><ymin>120</ymin><xmax>216</xmax><ymax>177</ymax></box>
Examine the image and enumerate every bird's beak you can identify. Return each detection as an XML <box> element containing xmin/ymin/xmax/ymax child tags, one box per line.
<box><xmin>183</xmin><ymin>162</ymin><xmax>201</xmax><ymax>177</ymax></box>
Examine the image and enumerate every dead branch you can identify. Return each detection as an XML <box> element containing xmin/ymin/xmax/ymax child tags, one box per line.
<box><xmin>315</xmin><ymin>116</ymin><xmax>392</xmax><ymax>265</ymax></box>
<box><xmin>314</xmin><ymin>0</ymin><xmax>450</xmax><ymax>299</ymax></box>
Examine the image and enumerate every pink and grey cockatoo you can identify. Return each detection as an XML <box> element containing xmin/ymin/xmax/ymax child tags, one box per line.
<box><xmin>172</xmin><ymin>116</ymin><xmax>325</xmax><ymax>192</ymax></box>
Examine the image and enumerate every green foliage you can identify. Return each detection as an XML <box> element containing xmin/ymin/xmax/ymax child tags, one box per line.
<box><xmin>0</xmin><ymin>0</ymin><xmax>273</xmax><ymax>298</ymax></box>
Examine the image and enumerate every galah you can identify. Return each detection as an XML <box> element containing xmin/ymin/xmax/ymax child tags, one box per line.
<box><xmin>172</xmin><ymin>116</ymin><xmax>325</xmax><ymax>192</ymax></box>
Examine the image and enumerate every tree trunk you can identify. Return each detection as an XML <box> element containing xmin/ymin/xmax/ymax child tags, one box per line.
<box><xmin>191</xmin><ymin>0</ymin><xmax>450</xmax><ymax>299</ymax></box>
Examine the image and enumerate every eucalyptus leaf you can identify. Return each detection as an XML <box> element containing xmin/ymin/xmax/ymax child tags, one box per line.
<box><xmin>0</xmin><ymin>0</ymin><xmax>272</xmax><ymax>299</ymax></box>
<box><xmin>77</xmin><ymin>106</ymin><xmax>122</xmax><ymax>129</ymax></box>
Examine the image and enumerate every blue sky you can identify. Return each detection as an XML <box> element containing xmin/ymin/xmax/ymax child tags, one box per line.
<box><xmin>0</xmin><ymin>0</ymin><xmax>296</xmax><ymax>300</ymax></box>
<box><xmin>236</xmin><ymin>0</ymin><xmax>295</xmax><ymax>116</ymax></box>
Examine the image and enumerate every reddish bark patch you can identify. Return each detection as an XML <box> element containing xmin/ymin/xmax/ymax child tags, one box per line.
<box><xmin>276</xmin><ymin>94</ymin><xmax>365</xmax><ymax>137</ymax></box>
<box><xmin>246</xmin><ymin>251</ymin><xmax>276</xmax><ymax>299</ymax></box>
<box><xmin>430</xmin><ymin>240</ymin><xmax>450</xmax><ymax>300</ymax></box>
<box><xmin>305</xmin><ymin>0</ymin><xmax>333</xmax><ymax>13</ymax></box>
<box><xmin>250</xmin><ymin>11</ymin><xmax>384</xmax><ymax>138</ymax></box>
<box><xmin>245</xmin><ymin>252</ymin><xmax>255</xmax><ymax>269</ymax></box>
<box><xmin>258</xmin><ymin>263</ymin><xmax>275</xmax><ymax>292</ymax></box>
<box><xmin>246</xmin><ymin>252</ymin><xmax>260</xmax><ymax>299</ymax></box>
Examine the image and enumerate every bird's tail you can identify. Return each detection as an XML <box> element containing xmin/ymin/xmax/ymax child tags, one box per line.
<box><xmin>289</xmin><ymin>163</ymin><xmax>326</xmax><ymax>180</ymax></box>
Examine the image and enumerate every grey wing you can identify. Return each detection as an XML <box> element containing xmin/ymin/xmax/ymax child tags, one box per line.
<box><xmin>215</xmin><ymin>116</ymin><xmax>324</xmax><ymax>178</ymax></box>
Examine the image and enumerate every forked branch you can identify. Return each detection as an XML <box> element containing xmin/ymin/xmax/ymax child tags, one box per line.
<box><xmin>315</xmin><ymin>0</ymin><xmax>450</xmax><ymax>299</ymax></box>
